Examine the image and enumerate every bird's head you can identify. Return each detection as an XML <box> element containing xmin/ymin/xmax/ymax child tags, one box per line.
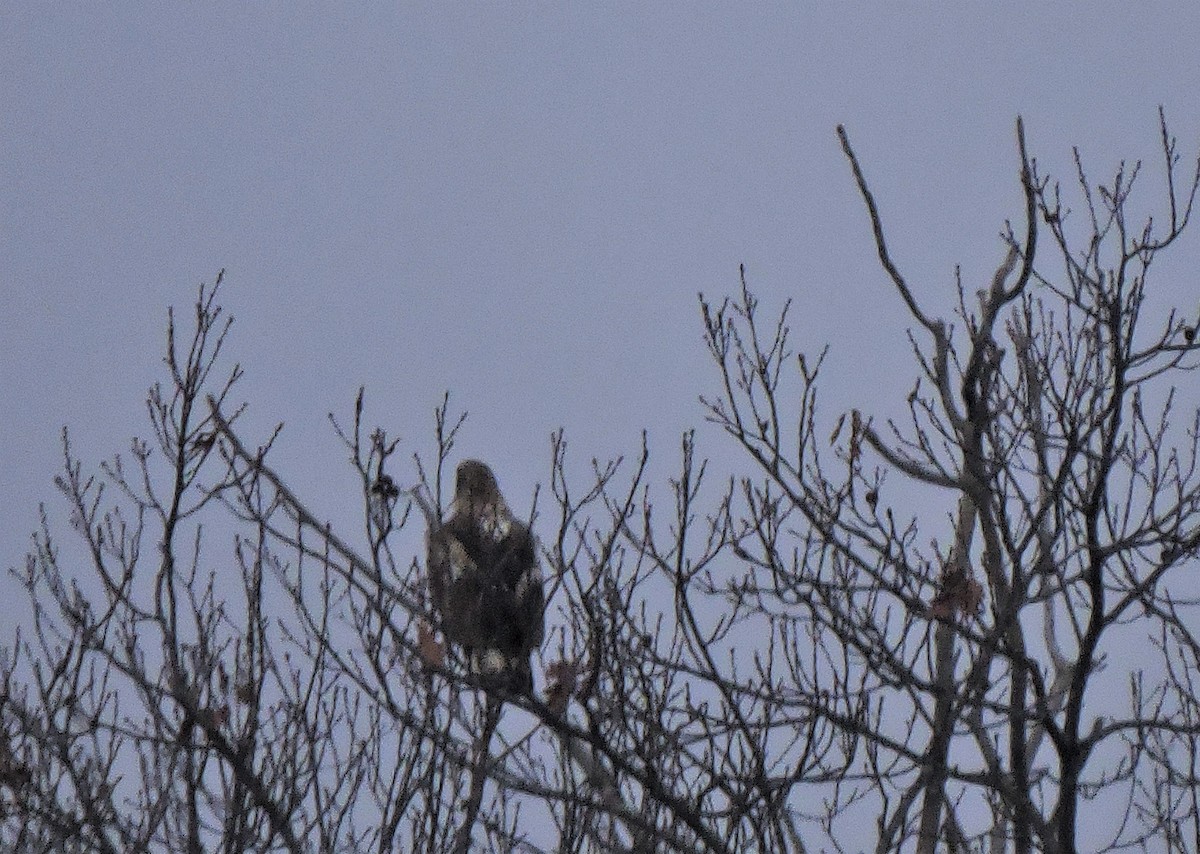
<box><xmin>455</xmin><ymin>459</ymin><xmax>500</xmax><ymax>503</ymax></box>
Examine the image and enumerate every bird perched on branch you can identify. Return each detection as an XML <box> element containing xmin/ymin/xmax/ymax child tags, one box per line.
<box><xmin>424</xmin><ymin>460</ymin><xmax>544</xmax><ymax>693</ymax></box>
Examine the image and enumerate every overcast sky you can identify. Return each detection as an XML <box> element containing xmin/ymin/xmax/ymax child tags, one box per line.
<box><xmin>4</xmin><ymin>2</ymin><xmax>1200</xmax><ymax>746</ymax></box>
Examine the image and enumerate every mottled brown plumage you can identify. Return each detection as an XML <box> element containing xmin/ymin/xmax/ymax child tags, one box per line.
<box><xmin>426</xmin><ymin>460</ymin><xmax>544</xmax><ymax>692</ymax></box>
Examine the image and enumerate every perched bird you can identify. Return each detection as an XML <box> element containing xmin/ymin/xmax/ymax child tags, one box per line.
<box><xmin>426</xmin><ymin>460</ymin><xmax>544</xmax><ymax>693</ymax></box>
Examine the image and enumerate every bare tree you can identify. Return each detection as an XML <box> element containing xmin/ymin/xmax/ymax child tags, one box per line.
<box><xmin>4</xmin><ymin>114</ymin><xmax>1200</xmax><ymax>853</ymax></box>
<box><xmin>697</xmin><ymin>111</ymin><xmax>1200</xmax><ymax>852</ymax></box>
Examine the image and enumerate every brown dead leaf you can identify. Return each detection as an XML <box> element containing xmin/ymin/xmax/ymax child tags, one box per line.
<box><xmin>849</xmin><ymin>410</ymin><xmax>863</xmax><ymax>469</ymax></box>
<box><xmin>544</xmin><ymin>660</ymin><xmax>580</xmax><ymax>717</ymax></box>
<box><xmin>417</xmin><ymin>622</ymin><xmax>445</xmax><ymax>669</ymax></box>
<box><xmin>929</xmin><ymin>569</ymin><xmax>984</xmax><ymax>622</ymax></box>
<box><xmin>928</xmin><ymin>594</ymin><xmax>955</xmax><ymax>620</ymax></box>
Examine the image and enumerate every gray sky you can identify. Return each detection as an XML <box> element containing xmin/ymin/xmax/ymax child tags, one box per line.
<box><xmin>6</xmin><ymin>4</ymin><xmax>1196</xmax><ymax>529</ymax></box>
<box><xmin>3</xmin><ymin>0</ymin><xmax>1199</xmax><ymax>762</ymax></box>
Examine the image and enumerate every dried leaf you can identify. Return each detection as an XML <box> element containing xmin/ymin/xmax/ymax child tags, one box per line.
<box><xmin>417</xmin><ymin>622</ymin><xmax>445</xmax><ymax>669</ymax></box>
<box><xmin>928</xmin><ymin>597</ymin><xmax>955</xmax><ymax>620</ymax></box>
<box><xmin>963</xmin><ymin>578</ymin><xmax>984</xmax><ymax>615</ymax></box>
<box><xmin>929</xmin><ymin>569</ymin><xmax>984</xmax><ymax>621</ymax></box>
<box><xmin>544</xmin><ymin>660</ymin><xmax>580</xmax><ymax>717</ymax></box>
